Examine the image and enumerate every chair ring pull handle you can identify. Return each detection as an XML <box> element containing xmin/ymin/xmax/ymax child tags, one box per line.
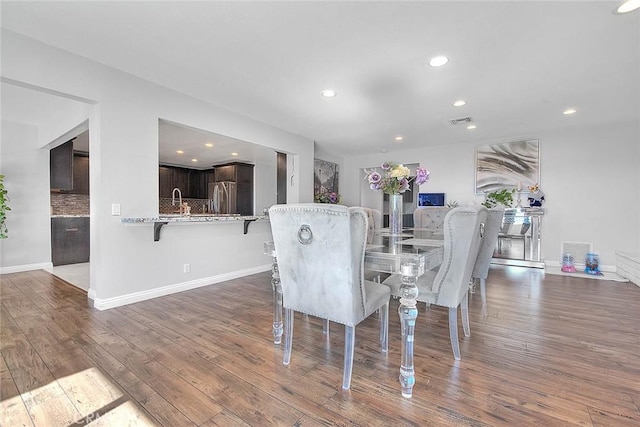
<box><xmin>297</xmin><ymin>224</ymin><xmax>313</xmax><ymax>245</ymax></box>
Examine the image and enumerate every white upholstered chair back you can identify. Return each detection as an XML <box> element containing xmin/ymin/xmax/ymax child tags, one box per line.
<box><xmin>269</xmin><ymin>203</ymin><xmax>370</xmax><ymax>325</ymax></box>
<box><xmin>428</xmin><ymin>206</ymin><xmax>487</xmax><ymax>308</ymax></box>
<box><xmin>413</xmin><ymin>206</ymin><xmax>453</xmax><ymax>230</ymax></box>
<box><xmin>268</xmin><ymin>203</ymin><xmax>391</xmax><ymax>390</ymax></box>
<box><xmin>472</xmin><ymin>208</ymin><xmax>504</xmax><ymax>315</ymax></box>
<box><xmin>382</xmin><ymin>205</ymin><xmax>487</xmax><ymax>360</ymax></box>
<box><xmin>473</xmin><ymin>208</ymin><xmax>505</xmax><ymax>281</ymax></box>
<box><xmin>360</xmin><ymin>207</ymin><xmax>382</xmax><ymax>243</ymax></box>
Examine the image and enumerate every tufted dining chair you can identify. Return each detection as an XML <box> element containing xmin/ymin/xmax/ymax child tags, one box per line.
<box><xmin>471</xmin><ymin>208</ymin><xmax>505</xmax><ymax>316</ymax></box>
<box><xmin>360</xmin><ymin>207</ymin><xmax>383</xmax><ymax>244</ymax></box>
<box><xmin>268</xmin><ymin>203</ymin><xmax>391</xmax><ymax>390</ymax></box>
<box><xmin>413</xmin><ymin>206</ymin><xmax>453</xmax><ymax>230</ymax></box>
<box><xmin>383</xmin><ymin>206</ymin><xmax>487</xmax><ymax>360</ymax></box>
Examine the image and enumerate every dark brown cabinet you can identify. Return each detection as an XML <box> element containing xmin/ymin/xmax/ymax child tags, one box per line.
<box><xmin>189</xmin><ymin>169</ymin><xmax>215</xmax><ymax>199</ymax></box>
<box><xmin>50</xmin><ymin>140</ymin><xmax>90</xmax><ymax>195</ymax></box>
<box><xmin>51</xmin><ymin>217</ymin><xmax>90</xmax><ymax>266</ymax></box>
<box><xmin>159</xmin><ymin>166</ymin><xmax>174</xmax><ymax>198</ymax></box>
<box><xmin>159</xmin><ymin>166</ymin><xmax>215</xmax><ymax>199</ymax></box>
<box><xmin>72</xmin><ymin>153</ymin><xmax>90</xmax><ymax>195</ymax></box>
<box><xmin>50</xmin><ymin>140</ymin><xmax>74</xmax><ymax>191</ymax></box>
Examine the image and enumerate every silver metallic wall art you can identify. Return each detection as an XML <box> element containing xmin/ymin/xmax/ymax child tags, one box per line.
<box><xmin>475</xmin><ymin>139</ymin><xmax>540</xmax><ymax>193</ymax></box>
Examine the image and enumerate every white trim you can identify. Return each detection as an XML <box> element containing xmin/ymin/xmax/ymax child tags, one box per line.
<box><xmin>91</xmin><ymin>264</ymin><xmax>272</xmax><ymax>310</ymax></box>
<box><xmin>0</xmin><ymin>262</ymin><xmax>53</xmax><ymax>274</ymax></box>
<box><xmin>544</xmin><ymin>260</ymin><xmax>616</xmax><ymax>273</ymax></box>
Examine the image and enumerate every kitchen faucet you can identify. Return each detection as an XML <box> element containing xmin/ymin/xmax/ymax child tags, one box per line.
<box><xmin>172</xmin><ymin>187</ymin><xmax>183</xmax><ymax>216</ymax></box>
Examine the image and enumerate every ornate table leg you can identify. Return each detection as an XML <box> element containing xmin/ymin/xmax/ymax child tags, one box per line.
<box><xmin>271</xmin><ymin>257</ymin><xmax>283</xmax><ymax>344</ymax></box>
<box><xmin>265</xmin><ymin>242</ymin><xmax>283</xmax><ymax>345</ymax></box>
<box><xmin>398</xmin><ymin>262</ymin><xmax>419</xmax><ymax>398</ymax></box>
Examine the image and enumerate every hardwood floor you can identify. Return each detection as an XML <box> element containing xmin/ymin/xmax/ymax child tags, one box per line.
<box><xmin>1</xmin><ymin>266</ymin><xmax>639</xmax><ymax>426</ymax></box>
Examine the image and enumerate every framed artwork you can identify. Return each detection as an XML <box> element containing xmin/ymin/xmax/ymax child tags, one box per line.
<box><xmin>475</xmin><ymin>139</ymin><xmax>540</xmax><ymax>193</ymax></box>
<box><xmin>314</xmin><ymin>159</ymin><xmax>339</xmax><ymax>194</ymax></box>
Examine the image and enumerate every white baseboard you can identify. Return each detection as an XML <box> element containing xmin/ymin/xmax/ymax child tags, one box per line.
<box><xmin>92</xmin><ymin>264</ymin><xmax>272</xmax><ymax>310</ymax></box>
<box><xmin>544</xmin><ymin>260</ymin><xmax>616</xmax><ymax>273</ymax></box>
<box><xmin>0</xmin><ymin>262</ymin><xmax>53</xmax><ymax>274</ymax></box>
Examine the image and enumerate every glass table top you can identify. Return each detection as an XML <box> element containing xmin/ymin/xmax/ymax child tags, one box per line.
<box><xmin>364</xmin><ymin>228</ymin><xmax>444</xmax><ymax>276</ymax></box>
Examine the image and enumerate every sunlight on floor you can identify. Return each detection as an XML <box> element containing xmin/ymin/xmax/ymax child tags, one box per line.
<box><xmin>1</xmin><ymin>367</ymin><xmax>157</xmax><ymax>426</ymax></box>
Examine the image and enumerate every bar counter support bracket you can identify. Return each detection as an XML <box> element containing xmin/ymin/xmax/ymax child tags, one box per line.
<box><xmin>153</xmin><ymin>222</ymin><xmax>169</xmax><ymax>242</ymax></box>
<box><xmin>244</xmin><ymin>219</ymin><xmax>257</xmax><ymax>235</ymax></box>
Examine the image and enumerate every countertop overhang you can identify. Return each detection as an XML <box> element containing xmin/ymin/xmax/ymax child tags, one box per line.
<box><xmin>121</xmin><ymin>214</ymin><xmax>269</xmax><ymax>241</ymax></box>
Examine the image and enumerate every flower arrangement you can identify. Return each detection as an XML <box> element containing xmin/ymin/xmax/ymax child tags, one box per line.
<box><xmin>527</xmin><ymin>183</ymin><xmax>545</xmax><ymax>207</ymax></box>
<box><xmin>314</xmin><ymin>190</ymin><xmax>342</xmax><ymax>204</ymax></box>
<box><xmin>364</xmin><ymin>162</ymin><xmax>430</xmax><ymax>194</ymax></box>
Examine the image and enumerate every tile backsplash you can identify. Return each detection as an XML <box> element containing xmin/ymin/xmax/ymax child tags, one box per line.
<box><xmin>51</xmin><ymin>195</ymin><xmax>214</xmax><ymax>216</ymax></box>
<box><xmin>51</xmin><ymin>193</ymin><xmax>90</xmax><ymax>216</ymax></box>
<box><xmin>159</xmin><ymin>198</ymin><xmax>210</xmax><ymax>214</ymax></box>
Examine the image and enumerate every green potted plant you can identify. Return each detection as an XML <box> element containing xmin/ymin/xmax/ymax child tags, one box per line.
<box><xmin>0</xmin><ymin>175</ymin><xmax>10</xmax><ymax>238</ymax></box>
<box><xmin>482</xmin><ymin>188</ymin><xmax>514</xmax><ymax>208</ymax></box>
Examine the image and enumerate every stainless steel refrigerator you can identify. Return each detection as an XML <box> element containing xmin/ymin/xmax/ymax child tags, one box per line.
<box><xmin>208</xmin><ymin>181</ymin><xmax>237</xmax><ymax>214</ymax></box>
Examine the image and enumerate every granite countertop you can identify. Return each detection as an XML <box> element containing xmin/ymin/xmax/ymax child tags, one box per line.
<box><xmin>51</xmin><ymin>214</ymin><xmax>90</xmax><ymax>218</ymax></box>
<box><xmin>121</xmin><ymin>214</ymin><xmax>268</xmax><ymax>224</ymax></box>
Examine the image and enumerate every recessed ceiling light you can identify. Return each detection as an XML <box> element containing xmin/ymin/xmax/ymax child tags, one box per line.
<box><xmin>231</xmin><ymin>152</ymin><xmax>238</xmax><ymax>156</ymax></box>
<box><xmin>205</xmin><ymin>143</ymin><xmax>213</xmax><ymax>147</ymax></box>
<box><xmin>467</xmin><ymin>124</ymin><xmax>477</xmax><ymax>130</ymax></box>
<box><xmin>616</xmin><ymin>0</ymin><xmax>640</xmax><ymax>14</ymax></box>
<box><xmin>191</xmin><ymin>158</ymin><xmax>198</xmax><ymax>162</ymax></box>
<box><xmin>453</xmin><ymin>100</ymin><xmax>466</xmax><ymax>107</ymax></box>
<box><xmin>321</xmin><ymin>89</ymin><xmax>337</xmax><ymax>98</ymax></box>
<box><xmin>428</xmin><ymin>56</ymin><xmax>449</xmax><ymax>67</ymax></box>
<box><xmin>381</xmin><ymin>149</ymin><xmax>388</xmax><ymax>153</ymax></box>
<box><xmin>394</xmin><ymin>136</ymin><xmax>404</xmax><ymax>141</ymax></box>
<box><xmin>563</xmin><ymin>108</ymin><xmax>577</xmax><ymax>115</ymax></box>
<box><xmin>176</xmin><ymin>150</ymin><xmax>184</xmax><ymax>154</ymax></box>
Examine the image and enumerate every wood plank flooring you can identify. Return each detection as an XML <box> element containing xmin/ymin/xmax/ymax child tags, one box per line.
<box><xmin>1</xmin><ymin>266</ymin><xmax>639</xmax><ymax>426</ymax></box>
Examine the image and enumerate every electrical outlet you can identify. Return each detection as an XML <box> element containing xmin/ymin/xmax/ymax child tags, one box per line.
<box><xmin>183</xmin><ymin>263</ymin><xmax>190</xmax><ymax>273</ymax></box>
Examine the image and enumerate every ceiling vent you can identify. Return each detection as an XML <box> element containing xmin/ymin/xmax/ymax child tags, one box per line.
<box><xmin>449</xmin><ymin>117</ymin><xmax>472</xmax><ymax>126</ymax></box>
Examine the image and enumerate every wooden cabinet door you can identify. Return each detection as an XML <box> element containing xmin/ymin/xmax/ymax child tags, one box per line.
<box><xmin>172</xmin><ymin>168</ymin><xmax>190</xmax><ymax>196</ymax></box>
<box><xmin>72</xmin><ymin>154</ymin><xmax>90</xmax><ymax>195</ymax></box>
<box><xmin>214</xmin><ymin>165</ymin><xmax>236</xmax><ymax>182</ymax></box>
<box><xmin>236</xmin><ymin>164</ymin><xmax>254</xmax><ymax>215</ymax></box>
<box><xmin>50</xmin><ymin>140</ymin><xmax>73</xmax><ymax>191</ymax></box>
<box><xmin>159</xmin><ymin>166</ymin><xmax>174</xmax><ymax>198</ymax></box>
<box><xmin>51</xmin><ymin>217</ymin><xmax>90</xmax><ymax>266</ymax></box>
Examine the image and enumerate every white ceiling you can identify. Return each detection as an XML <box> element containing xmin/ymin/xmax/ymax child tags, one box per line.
<box><xmin>1</xmin><ymin>1</ymin><xmax>639</xmax><ymax>159</ymax></box>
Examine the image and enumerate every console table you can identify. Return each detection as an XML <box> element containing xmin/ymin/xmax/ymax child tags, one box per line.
<box><xmin>493</xmin><ymin>208</ymin><xmax>544</xmax><ymax>268</ymax></box>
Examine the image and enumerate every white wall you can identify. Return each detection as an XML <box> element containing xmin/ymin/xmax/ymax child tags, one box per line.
<box><xmin>0</xmin><ymin>121</ymin><xmax>52</xmax><ymax>271</ymax></box>
<box><xmin>1</xmin><ymin>30</ymin><xmax>314</xmax><ymax>306</ymax></box>
<box><xmin>343</xmin><ymin>121</ymin><xmax>640</xmax><ymax>269</ymax></box>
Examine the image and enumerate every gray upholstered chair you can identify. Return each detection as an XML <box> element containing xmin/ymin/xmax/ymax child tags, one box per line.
<box><xmin>413</xmin><ymin>206</ymin><xmax>452</xmax><ymax>230</ymax></box>
<box><xmin>268</xmin><ymin>203</ymin><xmax>391</xmax><ymax>390</ymax></box>
<box><xmin>383</xmin><ymin>206</ymin><xmax>487</xmax><ymax>360</ymax></box>
<box><xmin>360</xmin><ymin>207</ymin><xmax>382</xmax><ymax>244</ymax></box>
<box><xmin>471</xmin><ymin>208</ymin><xmax>505</xmax><ymax>316</ymax></box>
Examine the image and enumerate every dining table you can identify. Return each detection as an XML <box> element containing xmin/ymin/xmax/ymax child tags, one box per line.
<box><xmin>264</xmin><ymin>227</ymin><xmax>445</xmax><ymax>398</ymax></box>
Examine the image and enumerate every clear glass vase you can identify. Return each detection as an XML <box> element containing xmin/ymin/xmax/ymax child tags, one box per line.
<box><xmin>388</xmin><ymin>193</ymin><xmax>403</xmax><ymax>235</ymax></box>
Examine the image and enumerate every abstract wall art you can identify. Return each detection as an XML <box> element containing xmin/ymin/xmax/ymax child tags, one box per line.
<box><xmin>475</xmin><ymin>139</ymin><xmax>540</xmax><ymax>193</ymax></box>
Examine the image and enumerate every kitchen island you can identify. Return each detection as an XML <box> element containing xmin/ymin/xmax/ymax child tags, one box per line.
<box><xmin>121</xmin><ymin>214</ymin><xmax>269</xmax><ymax>241</ymax></box>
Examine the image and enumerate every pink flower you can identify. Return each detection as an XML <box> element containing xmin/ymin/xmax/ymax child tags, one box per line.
<box><xmin>367</xmin><ymin>171</ymin><xmax>382</xmax><ymax>184</ymax></box>
<box><xmin>415</xmin><ymin>167</ymin><xmax>430</xmax><ymax>185</ymax></box>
